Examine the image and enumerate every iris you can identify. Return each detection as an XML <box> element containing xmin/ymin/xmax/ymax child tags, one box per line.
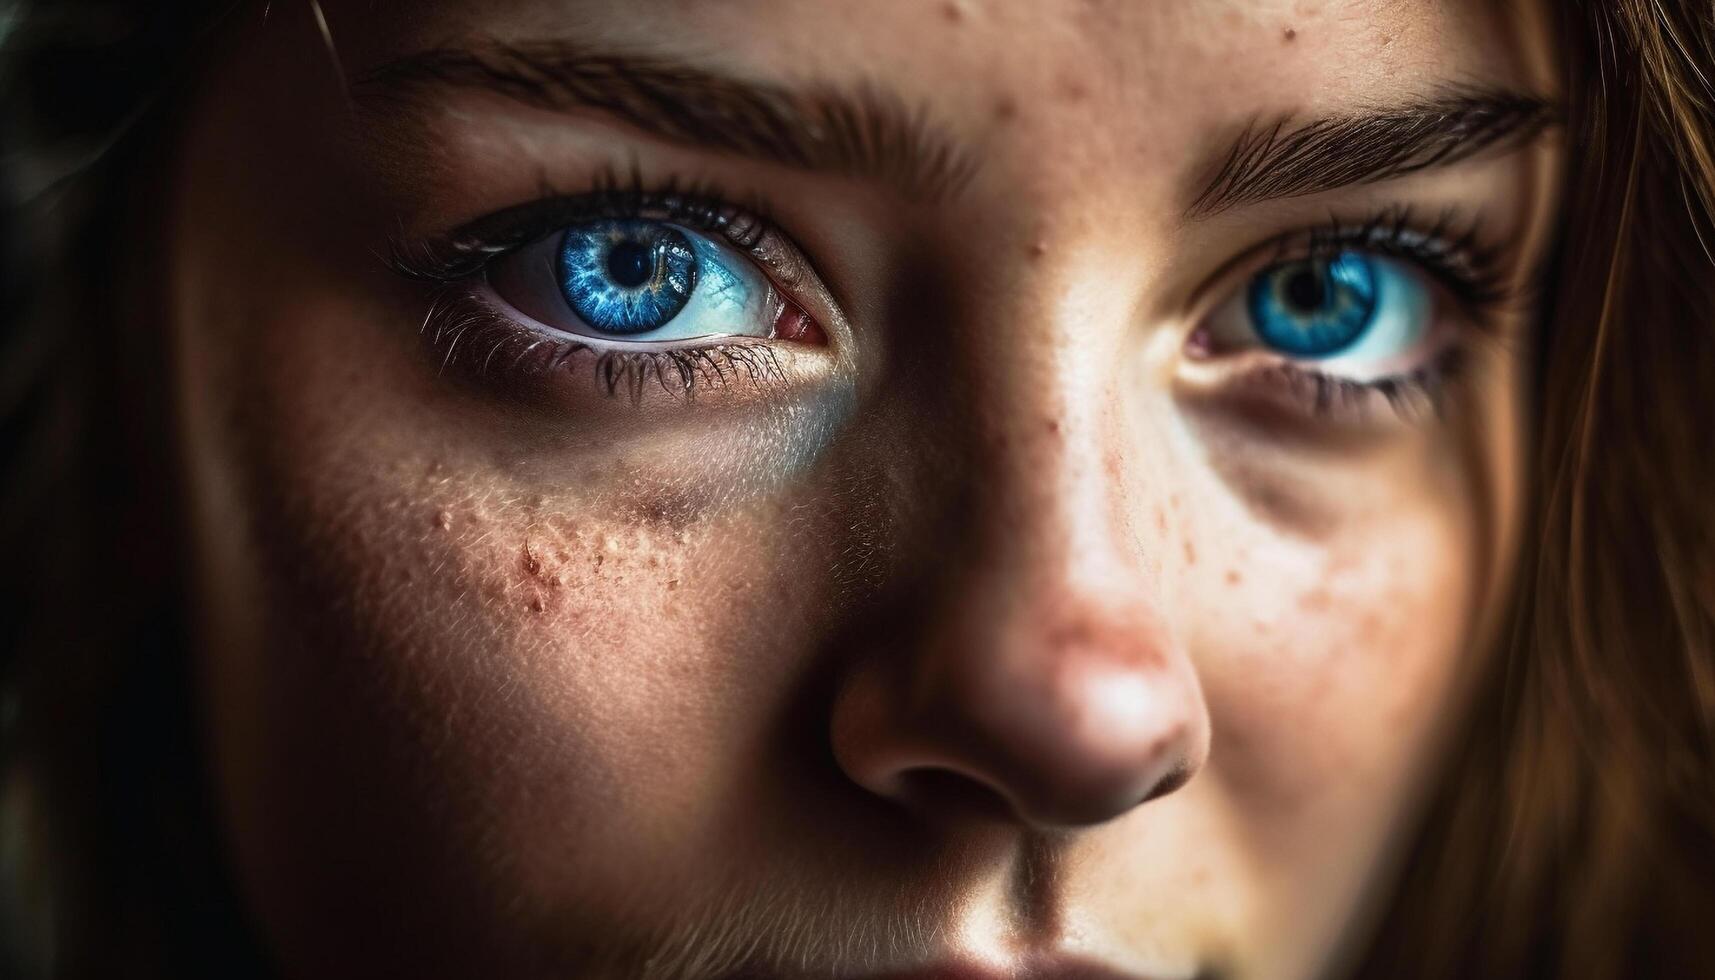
<box><xmin>1247</xmin><ymin>252</ymin><xmax>1380</xmax><ymax>357</ymax></box>
<box><xmin>557</xmin><ymin>220</ymin><xmax>699</xmax><ymax>334</ymax></box>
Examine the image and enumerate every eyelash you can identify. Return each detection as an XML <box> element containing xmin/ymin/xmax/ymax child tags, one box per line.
<box><xmin>389</xmin><ymin>171</ymin><xmax>786</xmax><ymax>283</ymax></box>
<box><xmin>1232</xmin><ymin>205</ymin><xmax>1515</xmax><ymax>420</ymax></box>
<box><xmin>389</xmin><ymin>171</ymin><xmax>805</xmax><ymax>400</ymax></box>
<box><xmin>392</xmin><ymin>177</ymin><xmax>1514</xmax><ymax>421</ymax></box>
<box><xmin>1291</xmin><ymin>205</ymin><xmax>1511</xmax><ymax>312</ymax></box>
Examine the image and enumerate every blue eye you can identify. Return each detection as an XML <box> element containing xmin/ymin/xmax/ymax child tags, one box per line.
<box><xmin>558</xmin><ymin>220</ymin><xmax>699</xmax><ymax>334</ymax></box>
<box><xmin>1224</xmin><ymin>251</ymin><xmax>1434</xmax><ymax>376</ymax></box>
<box><xmin>1248</xmin><ymin>252</ymin><xmax>1378</xmax><ymax>356</ymax></box>
<box><xmin>490</xmin><ymin>218</ymin><xmax>784</xmax><ymax>344</ymax></box>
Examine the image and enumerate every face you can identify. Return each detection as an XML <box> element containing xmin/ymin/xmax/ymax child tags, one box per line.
<box><xmin>167</xmin><ymin>2</ymin><xmax>1562</xmax><ymax>977</ymax></box>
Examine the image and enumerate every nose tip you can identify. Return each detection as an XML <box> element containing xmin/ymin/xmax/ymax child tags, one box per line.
<box><xmin>831</xmin><ymin>609</ymin><xmax>1211</xmax><ymax>830</ymax></box>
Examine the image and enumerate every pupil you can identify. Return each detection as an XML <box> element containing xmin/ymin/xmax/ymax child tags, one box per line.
<box><xmin>605</xmin><ymin>241</ymin><xmax>654</xmax><ymax>289</ymax></box>
<box><xmin>1283</xmin><ymin>267</ymin><xmax>1327</xmax><ymax>312</ymax></box>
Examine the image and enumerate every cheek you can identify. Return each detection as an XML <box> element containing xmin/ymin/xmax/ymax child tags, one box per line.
<box><xmin>1182</xmin><ymin>469</ymin><xmax>1477</xmax><ymax>851</ymax></box>
<box><xmin>1158</xmin><ymin>461</ymin><xmax>1480</xmax><ymax>964</ymax></box>
<box><xmin>1198</xmin><ymin>521</ymin><xmax>1469</xmax><ymax>799</ymax></box>
<box><xmin>179</xmin><ymin>259</ymin><xmax>854</xmax><ymax>966</ymax></box>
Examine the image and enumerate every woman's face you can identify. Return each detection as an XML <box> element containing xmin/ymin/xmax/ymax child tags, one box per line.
<box><xmin>169</xmin><ymin>1</ymin><xmax>1562</xmax><ymax>977</ymax></box>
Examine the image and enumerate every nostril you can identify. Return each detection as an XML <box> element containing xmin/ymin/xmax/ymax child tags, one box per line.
<box><xmin>891</xmin><ymin>768</ymin><xmax>1018</xmax><ymax>824</ymax></box>
<box><xmin>1141</xmin><ymin>760</ymin><xmax>1195</xmax><ymax>805</ymax></box>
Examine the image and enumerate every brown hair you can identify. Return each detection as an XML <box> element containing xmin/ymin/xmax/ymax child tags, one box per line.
<box><xmin>1357</xmin><ymin>2</ymin><xmax>1715</xmax><ymax>976</ymax></box>
<box><xmin>1</xmin><ymin>2</ymin><xmax>1712</xmax><ymax>977</ymax></box>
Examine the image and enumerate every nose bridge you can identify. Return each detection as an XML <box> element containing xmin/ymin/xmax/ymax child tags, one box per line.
<box><xmin>943</xmin><ymin>232</ymin><xmax>1145</xmax><ymax>564</ymax></box>
<box><xmin>830</xmin><ymin>280</ymin><xmax>1210</xmax><ymax>829</ymax></box>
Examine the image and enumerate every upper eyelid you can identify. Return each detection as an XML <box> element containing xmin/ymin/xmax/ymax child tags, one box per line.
<box><xmin>1185</xmin><ymin>209</ymin><xmax>1513</xmax><ymax>319</ymax></box>
<box><xmin>388</xmin><ymin>198</ymin><xmax>757</xmax><ymax>283</ymax></box>
<box><xmin>395</xmin><ymin>180</ymin><xmax>852</xmax><ymax>356</ymax></box>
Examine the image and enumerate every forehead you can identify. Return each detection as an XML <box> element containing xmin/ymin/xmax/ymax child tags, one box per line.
<box><xmin>337</xmin><ymin>0</ymin><xmax>1554</xmax><ymax>112</ymax></box>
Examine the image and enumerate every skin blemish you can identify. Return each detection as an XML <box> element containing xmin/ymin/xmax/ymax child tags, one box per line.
<box><xmin>1284</xmin><ymin>27</ymin><xmax>1298</xmax><ymax>41</ymax></box>
<box><xmin>994</xmin><ymin>95</ymin><xmax>1019</xmax><ymax>122</ymax></box>
<box><xmin>1027</xmin><ymin>241</ymin><xmax>1049</xmax><ymax>260</ymax></box>
<box><xmin>1226</xmin><ymin>569</ymin><xmax>1243</xmax><ymax>586</ymax></box>
<box><xmin>940</xmin><ymin>1</ymin><xmax>964</xmax><ymax>24</ymax></box>
<box><xmin>433</xmin><ymin>509</ymin><xmax>453</xmax><ymax>532</ymax></box>
<box><xmin>1183</xmin><ymin>540</ymin><xmax>1197</xmax><ymax>566</ymax></box>
<box><xmin>522</xmin><ymin>538</ymin><xmax>542</xmax><ymax>576</ymax></box>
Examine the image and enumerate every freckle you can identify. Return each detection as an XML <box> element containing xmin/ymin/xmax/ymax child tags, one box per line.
<box><xmin>1155</xmin><ymin>508</ymin><xmax>1167</xmax><ymax>533</ymax></box>
<box><xmin>994</xmin><ymin>95</ymin><xmax>1019</xmax><ymax>122</ymax></box>
<box><xmin>1284</xmin><ymin>26</ymin><xmax>1297</xmax><ymax>41</ymax></box>
<box><xmin>648</xmin><ymin>555</ymin><xmax>661</xmax><ymax>568</ymax></box>
<box><xmin>529</xmin><ymin>596</ymin><xmax>545</xmax><ymax>614</ymax></box>
<box><xmin>1300</xmin><ymin>587</ymin><xmax>1331</xmax><ymax>612</ymax></box>
<box><xmin>1183</xmin><ymin>540</ymin><xmax>1197</xmax><ymax>565</ymax></box>
<box><xmin>433</xmin><ymin>509</ymin><xmax>453</xmax><ymax>532</ymax></box>
<box><xmin>1045</xmin><ymin>419</ymin><xmax>1061</xmax><ymax>436</ymax></box>
<box><xmin>940</xmin><ymin>0</ymin><xmax>964</xmax><ymax>23</ymax></box>
<box><xmin>1226</xmin><ymin>569</ymin><xmax>1243</xmax><ymax>585</ymax></box>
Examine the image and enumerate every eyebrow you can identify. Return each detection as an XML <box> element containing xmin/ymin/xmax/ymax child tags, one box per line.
<box><xmin>1187</xmin><ymin>89</ymin><xmax>1560</xmax><ymax>218</ymax></box>
<box><xmin>354</xmin><ymin>40</ymin><xmax>976</xmax><ymax>202</ymax></box>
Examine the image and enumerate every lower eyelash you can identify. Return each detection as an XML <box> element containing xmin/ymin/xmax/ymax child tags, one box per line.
<box><xmin>421</xmin><ymin>286</ymin><xmax>787</xmax><ymax>402</ymax></box>
<box><xmin>1239</xmin><ymin>345</ymin><xmax>1469</xmax><ymax>421</ymax></box>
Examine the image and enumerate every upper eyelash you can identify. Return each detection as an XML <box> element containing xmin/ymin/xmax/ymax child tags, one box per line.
<box><xmin>396</xmin><ymin>183</ymin><xmax>1506</xmax><ymax>416</ymax></box>
<box><xmin>385</xmin><ymin>168</ymin><xmax>781</xmax><ymax>284</ymax></box>
<box><xmin>1276</xmin><ymin>204</ymin><xmax>1516</xmax><ymax>316</ymax></box>
<box><xmin>392</xmin><ymin>172</ymin><xmax>806</xmax><ymax>401</ymax></box>
<box><xmin>1210</xmin><ymin>206</ymin><xmax>1518</xmax><ymax>423</ymax></box>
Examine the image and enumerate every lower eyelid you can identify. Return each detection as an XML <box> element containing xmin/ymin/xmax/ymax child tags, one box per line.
<box><xmin>476</xmin><ymin>274</ymin><xmax>760</xmax><ymax>353</ymax></box>
<box><xmin>418</xmin><ymin>283</ymin><xmax>811</xmax><ymax>406</ymax></box>
<box><xmin>1178</xmin><ymin>318</ymin><xmax>1469</xmax><ymax>426</ymax></box>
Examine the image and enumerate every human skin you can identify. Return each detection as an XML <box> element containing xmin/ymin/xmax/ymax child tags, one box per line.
<box><xmin>165</xmin><ymin>1</ymin><xmax>1562</xmax><ymax>977</ymax></box>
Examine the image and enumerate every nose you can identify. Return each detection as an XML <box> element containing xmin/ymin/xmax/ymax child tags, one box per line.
<box><xmin>829</xmin><ymin>407</ymin><xmax>1210</xmax><ymax>830</ymax></box>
